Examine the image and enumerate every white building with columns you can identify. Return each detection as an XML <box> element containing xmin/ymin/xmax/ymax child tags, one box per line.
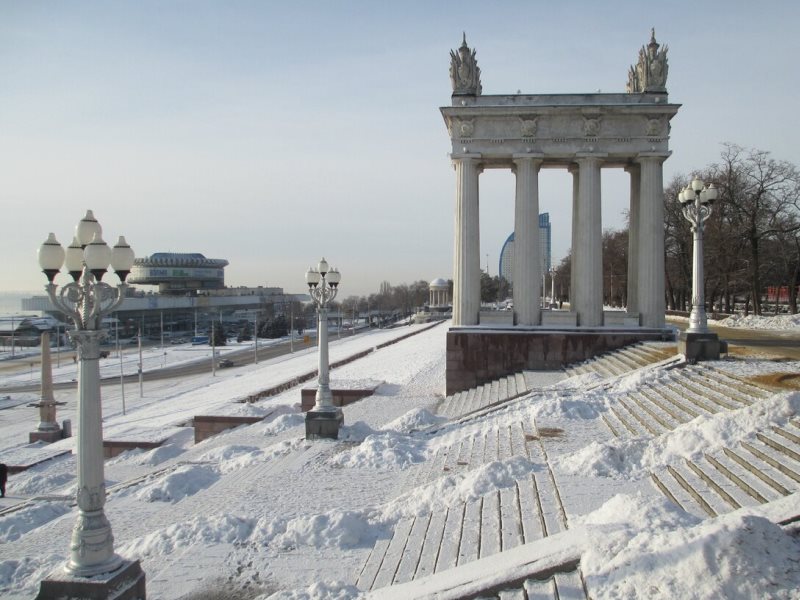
<box><xmin>443</xmin><ymin>32</ymin><xmax>677</xmax><ymax>394</ymax></box>
<box><xmin>443</xmin><ymin>31</ymin><xmax>676</xmax><ymax>330</ymax></box>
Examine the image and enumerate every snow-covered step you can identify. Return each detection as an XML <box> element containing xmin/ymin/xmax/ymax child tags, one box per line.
<box><xmin>616</xmin><ymin>347</ymin><xmax>654</xmax><ymax>369</ymax></box>
<box><xmin>652</xmin><ymin>426</ymin><xmax>800</xmax><ymax>519</ymax></box>
<box><xmin>625</xmin><ymin>392</ymin><xmax>682</xmax><ymax>432</ymax></box>
<box><xmin>631</xmin><ymin>389</ymin><xmax>690</xmax><ymax>427</ymax></box>
<box><xmin>740</xmin><ymin>439</ymin><xmax>800</xmax><ymax>486</ymax></box>
<box><xmin>666</xmin><ymin>373</ymin><xmax>742</xmax><ymax>412</ymax></box>
<box><xmin>524</xmin><ymin>577</ymin><xmax>558</xmax><ymax>599</ymax></box>
<box><xmin>589</xmin><ymin>357</ymin><xmax>617</xmax><ymax>378</ymax></box>
<box><xmin>699</xmin><ymin>366</ymin><xmax>772</xmax><ymax>400</ymax></box>
<box><xmin>704</xmin><ymin>451</ymin><xmax>779</xmax><ymax>504</ymax></box>
<box><xmin>773</xmin><ymin>424</ymin><xmax>800</xmax><ymax>446</ymax></box>
<box><xmin>498</xmin><ymin>376</ymin><xmax>509</xmax><ymax>403</ymax></box>
<box><xmin>690</xmin><ymin>370</ymin><xmax>756</xmax><ymax>408</ymax></box>
<box><xmin>650</xmin><ymin>471</ymin><xmax>692</xmax><ymax>514</ymax></box>
<box><xmin>683</xmin><ymin>457</ymin><xmax>754</xmax><ymax>511</ymax></box>
<box><xmin>554</xmin><ymin>570</ymin><xmax>588</xmax><ymax>600</ymax></box>
<box><xmin>515</xmin><ymin>372</ymin><xmax>528</xmax><ymax>395</ymax></box>
<box><xmin>601</xmin><ymin>352</ymin><xmax>636</xmax><ymax>375</ymax></box>
<box><xmin>615</xmin><ymin>396</ymin><xmax>661</xmax><ymax>436</ymax></box>
<box><xmin>640</xmin><ymin>385</ymin><xmax>700</xmax><ymax>420</ymax></box>
<box><xmin>660</xmin><ymin>380</ymin><xmax>720</xmax><ymax>416</ymax></box>
<box><xmin>602</xmin><ymin>403</ymin><xmax>646</xmax><ymax>437</ymax></box>
<box><xmin>663</xmin><ymin>462</ymin><xmax>724</xmax><ymax>517</ymax></box>
<box><xmin>681</xmin><ymin>370</ymin><xmax>755</xmax><ymax>408</ymax></box>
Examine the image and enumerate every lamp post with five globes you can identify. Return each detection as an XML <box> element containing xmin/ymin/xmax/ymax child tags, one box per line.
<box><xmin>35</xmin><ymin>210</ymin><xmax>145</xmax><ymax>599</ymax></box>
<box><xmin>304</xmin><ymin>258</ymin><xmax>343</xmax><ymax>439</ymax></box>
<box><xmin>676</xmin><ymin>178</ymin><xmax>726</xmax><ymax>361</ymax></box>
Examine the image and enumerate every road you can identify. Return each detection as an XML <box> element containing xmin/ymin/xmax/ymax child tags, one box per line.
<box><xmin>667</xmin><ymin>317</ymin><xmax>800</xmax><ymax>360</ymax></box>
<box><xmin>0</xmin><ymin>326</ymin><xmax>369</xmax><ymax>394</ymax></box>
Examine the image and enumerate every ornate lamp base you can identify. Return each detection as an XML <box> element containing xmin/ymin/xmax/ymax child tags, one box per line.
<box><xmin>36</xmin><ymin>559</ymin><xmax>146</xmax><ymax>600</ymax></box>
<box><xmin>305</xmin><ymin>408</ymin><xmax>344</xmax><ymax>440</ymax></box>
<box><xmin>678</xmin><ymin>331</ymin><xmax>728</xmax><ymax>364</ymax></box>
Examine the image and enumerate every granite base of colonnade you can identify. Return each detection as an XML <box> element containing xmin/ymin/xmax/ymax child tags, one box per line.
<box><xmin>446</xmin><ymin>326</ymin><xmax>675</xmax><ymax>395</ymax></box>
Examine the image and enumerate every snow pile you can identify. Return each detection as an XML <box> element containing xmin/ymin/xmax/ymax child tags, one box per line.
<box><xmin>720</xmin><ymin>313</ymin><xmax>800</xmax><ymax>330</ymax></box>
<box><xmin>259</xmin><ymin>581</ymin><xmax>363</xmax><ymax>600</ymax></box>
<box><xmin>106</xmin><ymin>442</ymin><xmax>185</xmax><ymax>467</ymax></box>
<box><xmin>580</xmin><ymin>493</ymin><xmax>800</xmax><ymax>599</ymax></box>
<box><xmin>381</xmin><ymin>407</ymin><xmax>446</xmax><ymax>433</ymax></box>
<box><xmin>197</xmin><ymin>444</ymin><xmax>266</xmax><ymax>473</ymax></box>
<box><xmin>8</xmin><ymin>470</ymin><xmax>75</xmax><ymax>496</ymax></box>
<box><xmin>387</xmin><ymin>456</ymin><xmax>539</xmax><ymax>518</ymax></box>
<box><xmin>135</xmin><ymin>464</ymin><xmax>220</xmax><ymax>503</ymax></box>
<box><xmin>0</xmin><ymin>502</ymin><xmax>72</xmax><ymax>543</ymax></box>
<box><xmin>0</xmin><ymin>554</ymin><xmax>62</xmax><ymax>598</ymax></box>
<box><xmin>529</xmin><ymin>394</ymin><xmax>602</xmax><ymax>420</ymax></box>
<box><xmin>555</xmin><ymin>439</ymin><xmax>648</xmax><ymax>479</ymax></box>
<box><xmin>556</xmin><ymin>392</ymin><xmax>800</xmax><ymax>479</ymax></box>
<box><xmin>120</xmin><ymin>513</ymin><xmax>253</xmax><ymax>558</ymax></box>
<box><xmin>251</xmin><ymin>510</ymin><xmax>384</xmax><ymax>551</ymax></box>
<box><xmin>259</xmin><ymin>413</ymin><xmax>305</xmax><ymax>436</ymax></box>
<box><xmin>337</xmin><ymin>421</ymin><xmax>377</xmax><ymax>443</ymax></box>
<box><xmin>330</xmin><ymin>431</ymin><xmax>428</xmax><ymax>469</ymax></box>
<box><xmin>224</xmin><ymin>402</ymin><xmax>275</xmax><ymax>417</ymax></box>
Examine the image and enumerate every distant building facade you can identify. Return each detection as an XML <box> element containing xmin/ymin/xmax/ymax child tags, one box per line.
<box><xmin>128</xmin><ymin>253</ymin><xmax>229</xmax><ymax>294</ymax></box>
<box><xmin>498</xmin><ymin>213</ymin><xmax>552</xmax><ymax>284</ymax></box>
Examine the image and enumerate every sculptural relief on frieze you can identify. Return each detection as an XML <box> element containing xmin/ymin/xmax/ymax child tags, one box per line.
<box><xmin>626</xmin><ymin>28</ymin><xmax>669</xmax><ymax>93</ymax></box>
<box><xmin>583</xmin><ymin>117</ymin><xmax>601</xmax><ymax>137</ymax></box>
<box><xmin>646</xmin><ymin>117</ymin><xmax>664</xmax><ymax>136</ymax></box>
<box><xmin>450</xmin><ymin>33</ymin><xmax>482</xmax><ymax>96</ymax></box>
<box><xmin>520</xmin><ymin>118</ymin><xmax>538</xmax><ymax>138</ymax></box>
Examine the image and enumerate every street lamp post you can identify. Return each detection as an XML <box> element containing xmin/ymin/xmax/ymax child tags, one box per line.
<box><xmin>677</xmin><ymin>177</ymin><xmax>726</xmax><ymax>362</ymax></box>
<box><xmin>304</xmin><ymin>257</ymin><xmax>343</xmax><ymax>440</ymax></box>
<box><xmin>35</xmin><ymin>210</ymin><xmax>145</xmax><ymax>599</ymax></box>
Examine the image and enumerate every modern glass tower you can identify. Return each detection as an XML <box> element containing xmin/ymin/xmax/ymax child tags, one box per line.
<box><xmin>499</xmin><ymin>213</ymin><xmax>551</xmax><ymax>284</ymax></box>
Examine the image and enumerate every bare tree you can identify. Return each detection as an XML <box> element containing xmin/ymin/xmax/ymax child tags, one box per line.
<box><xmin>709</xmin><ymin>144</ymin><xmax>800</xmax><ymax>314</ymax></box>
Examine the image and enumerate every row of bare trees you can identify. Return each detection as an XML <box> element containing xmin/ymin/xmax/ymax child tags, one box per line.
<box><xmin>338</xmin><ymin>280</ymin><xmax>433</xmax><ymax>320</ymax></box>
<box><xmin>665</xmin><ymin>144</ymin><xmax>800</xmax><ymax>315</ymax></box>
<box><xmin>552</xmin><ymin>144</ymin><xmax>800</xmax><ymax>315</ymax></box>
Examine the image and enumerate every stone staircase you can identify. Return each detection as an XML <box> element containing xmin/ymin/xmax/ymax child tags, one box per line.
<box><xmin>438</xmin><ymin>372</ymin><xmax>532</xmax><ymax>419</ymax></box>
<box><xmin>602</xmin><ymin>364</ymin><xmax>800</xmax><ymax>519</ymax></box>
<box><xmin>357</xmin><ymin>408</ymin><xmax>584</xmax><ymax>598</ymax></box>
<box><xmin>563</xmin><ymin>341</ymin><xmax>678</xmax><ymax>379</ymax></box>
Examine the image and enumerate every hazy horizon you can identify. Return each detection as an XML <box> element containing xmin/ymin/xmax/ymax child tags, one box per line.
<box><xmin>2</xmin><ymin>1</ymin><xmax>798</xmax><ymax>296</ymax></box>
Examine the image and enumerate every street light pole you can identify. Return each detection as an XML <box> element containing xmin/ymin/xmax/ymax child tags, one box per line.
<box><xmin>677</xmin><ymin>178</ymin><xmax>725</xmax><ymax>362</ymax></box>
<box><xmin>304</xmin><ymin>258</ymin><xmax>343</xmax><ymax>440</ymax></box>
<box><xmin>679</xmin><ymin>177</ymin><xmax>718</xmax><ymax>333</ymax></box>
<box><xmin>36</xmin><ymin>211</ymin><xmax>145</xmax><ymax>598</ymax></box>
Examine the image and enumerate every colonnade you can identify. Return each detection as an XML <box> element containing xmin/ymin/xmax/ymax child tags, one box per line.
<box><xmin>429</xmin><ymin>284</ymin><xmax>450</xmax><ymax>307</ymax></box>
<box><xmin>451</xmin><ymin>153</ymin><xmax>667</xmax><ymax>329</ymax></box>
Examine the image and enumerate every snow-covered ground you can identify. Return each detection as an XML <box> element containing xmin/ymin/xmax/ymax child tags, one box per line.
<box><xmin>0</xmin><ymin>320</ymin><xmax>798</xmax><ymax>599</ymax></box>
<box><xmin>716</xmin><ymin>313</ymin><xmax>800</xmax><ymax>331</ymax></box>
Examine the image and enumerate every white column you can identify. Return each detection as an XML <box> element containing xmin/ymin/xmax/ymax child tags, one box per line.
<box><xmin>569</xmin><ymin>165</ymin><xmax>579</xmax><ymax>310</ymax></box>
<box><xmin>637</xmin><ymin>154</ymin><xmax>668</xmax><ymax>328</ymax></box>
<box><xmin>67</xmin><ymin>330</ymin><xmax>122</xmax><ymax>576</ymax></box>
<box><xmin>452</xmin><ymin>155</ymin><xmax>481</xmax><ymax>326</ymax></box>
<box><xmin>314</xmin><ymin>307</ymin><xmax>334</xmax><ymax>410</ymax></box>
<box><xmin>512</xmin><ymin>155</ymin><xmax>543</xmax><ymax>325</ymax></box>
<box><xmin>574</xmin><ymin>155</ymin><xmax>605</xmax><ymax>326</ymax></box>
<box><xmin>625</xmin><ymin>164</ymin><xmax>641</xmax><ymax>319</ymax></box>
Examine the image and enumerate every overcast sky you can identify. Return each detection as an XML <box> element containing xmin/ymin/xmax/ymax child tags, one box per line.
<box><xmin>2</xmin><ymin>0</ymin><xmax>798</xmax><ymax>297</ymax></box>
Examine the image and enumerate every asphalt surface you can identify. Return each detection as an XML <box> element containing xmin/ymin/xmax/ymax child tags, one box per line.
<box><xmin>0</xmin><ymin>327</ymin><xmax>369</xmax><ymax>394</ymax></box>
<box><xmin>667</xmin><ymin>317</ymin><xmax>800</xmax><ymax>360</ymax></box>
